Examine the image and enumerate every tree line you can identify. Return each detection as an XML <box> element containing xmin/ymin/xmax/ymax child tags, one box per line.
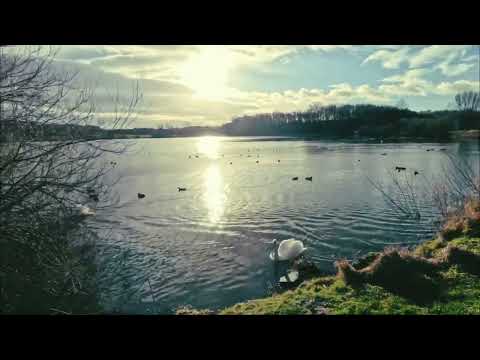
<box><xmin>221</xmin><ymin>95</ymin><xmax>480</xmax><ymax>139</ymax></box>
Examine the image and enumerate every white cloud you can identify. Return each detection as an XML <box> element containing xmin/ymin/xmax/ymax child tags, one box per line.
<box><xmin>14</xmin><ymin>45</ymin><xmax>478</xmax><ymax>128</ymax></box>
<box><xmin>409</xmin><ymin>45</ymin><xmax>471</xmax><ymax>68</ymax></box>
<box><xmin>434</xmin><ymin>49</ymin><xmax>478</xmax><ymax>77</ymax></box>
<box><xmin>434</xmin><ymin>80</ymin><xmax>480</xmax><ymax>95</ymax></box>
<box><xmin>436</xmin><ymin>61</ymin><xmax>476</xmax><ymax>77</ymax></box>
<box><xmin>362</xmin><ymin>47</ymin><xmax>411</xmax><ymax>69</ymax></box>
<box><xmin>379</xmin><ymin>69</ymin><xmax>433</xmax><ymax>96</ymax></box>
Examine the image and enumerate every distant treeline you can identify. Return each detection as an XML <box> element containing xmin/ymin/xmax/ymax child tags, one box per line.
<box><xmin>0</xmin><ymin>120</ymin><xmax>107</xmax><ymax>142</ymax></box>
<box><xmin>4</xmin><ymin>104</ymin><xmax>479</xmax><ymax>142</ymax></box>
<box><xmin>220</xmin><ymin>104</ymin><xmax>480</xmax><ymax>139</ymax></box>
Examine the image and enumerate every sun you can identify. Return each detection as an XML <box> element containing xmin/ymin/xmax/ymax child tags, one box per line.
<box><xmin>179</xmin><ymin>46</ymin><xmax>233</xmax><ymax>100</ymax></box>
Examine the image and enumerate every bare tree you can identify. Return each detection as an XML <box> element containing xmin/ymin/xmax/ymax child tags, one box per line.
<box><xmin>369</xmin><ymin>152</ymin><xmax>479</xmax><ymax>236</ymax></box>
<box><xmin>367</xmin><ymin>170</ymin><xmax>422</xmax><ymax>220</ymax></box>
<box><xmin>0</xmin><ymin>45</ymin><xmax>141</xmax><ymax>313</ymax></box>
<box><xmin>455</xmin><ymin>91</ymin><xmax>480</xmax><ymax>112</ymax></box>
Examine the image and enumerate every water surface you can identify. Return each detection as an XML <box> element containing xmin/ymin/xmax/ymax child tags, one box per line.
<box><xmin>89</xmin><ymin>137</ymin><xmax>478</xmax><ymax>313</ymax></box>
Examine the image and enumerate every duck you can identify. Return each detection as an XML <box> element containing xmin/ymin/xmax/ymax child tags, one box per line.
<box><xmin>269</xmin><ymin>239</ymin><xmax>307</xmax><ymax>262</ymax></box>
<box><xmin>395</xmin><ymin>166</ymin><xmax>406</xmax><ymax>172</ymax></box>
<box><xmin>178</xmin><ymin>187</ymin><xmax>187</xmax><ymax>192</ymax></box>
<box><xmin>277</xmin><ymin>160</ymin><xmax>280</xmax><ymax>163</ymax></box>
<box><xmin>292</xmin><ymin>177</ymin><xmax>299</xmax><ymax>181</ymax></box>
<box><xmin>381</xmin><ymin>153</ymin><xmax>387</xmax><ymax>156</ymax></box>
<box><xmin>256</xmin><ymin>160</ymin><xmax>259</xmax><ymax>164</ymax></box>
<box><xmin>137</xmin><ymin>193</ymin><xmax>146</xmax><ymax>199</ymax></box>
<box><xmin>76</xmin><ymin>204</ymin><xmax>95</xmax><ymax>217</ymax></box>
<box><xmin>89</xmin><ymin>193</ymin><xmax>99</xmax><ymax>202</ymax></box>
<box><xmin>414</xmin><ymin>171</ymin><xmax>419</xmax><ymax>176</ymax></box>
<box><xmin>305</xmin><ymin>177</ymin><xmax>313</xmax><ymax>181</ymax></box>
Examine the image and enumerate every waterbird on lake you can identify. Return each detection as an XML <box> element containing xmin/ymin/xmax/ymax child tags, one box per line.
<box><xmin>269</xmin><ymin>239</ymin><xmax>307</xmax><ymax>262</ymax></box>
<box><xmin>395</xmin><ymin>166</ymin><xmax>406</xmax><ymax>172</ymax></box>
<box><xmin>440</xmin><ymin>148</ymin><xmax>447</xmax><ymax>151</ymax></box>
<box><xmin>76</xmin><ymin>204</ymin><xmax>95</xmax><ymax>217</ymax></box>
<box><xmin>138</xmin><ymin>193</ymin><xmax>146</xmax><ymax>199</ymax></box>
<box><xmin>178</xmin><ymin>187</ymin><xmax>187</xmax><ymax>192</ymax></box>
<box><xmin>414</xmin><ymin>171</ymin><xmax>419</xmax><ymax>176</ymax></box>
<box><xmin>89</xmin><ymin>193</ymin><xmax>99</xmax><ymax>202</ymax></box>
<box><xmin>278</xmin><ymin>160</ymin><xmax>280</xmax><ymax>163</ymax></box>
<box><xmin>230</xmin><ymin>162</ymin><xmax>233</xmax><ymax>165</ymax></box>
<box><xmin>305</xmin><ymin>177</ymin><xmax>313</xmax><ymax>181</ymax></box>
<box><xmin>292</xmin><ymin>177</ymin><xmax>299</xmax><ymax>181</ymax></box>
<box><xmin>381</xmin><ymin>153</ymin><xmax>387</xmax><ymax>156</ymax></box>
<box><xmin>256</xmin><ymin>160</ymin><xmax>259</xmax><ymax>163</ymax></box>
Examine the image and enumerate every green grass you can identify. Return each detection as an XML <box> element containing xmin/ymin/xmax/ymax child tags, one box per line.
<box><xmin>179</xmin><ymin>237</ymin><xmax>480</xmax><ymax>315</ymax></box>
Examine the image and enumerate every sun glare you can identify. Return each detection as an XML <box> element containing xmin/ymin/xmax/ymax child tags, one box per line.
<box><xmin>180</xmin><ymin>46</ymin><xmax>233</xmax><ymax>100</ymax></box>
<box><xmin>203</xmin><ymin>164</ymin><xmax>226</xmax><ymax>224</ymax></box>
<box><xmin>196</xmin><ymin>136</ymin><xmax>221</xmax><ymax>159</ymax></box>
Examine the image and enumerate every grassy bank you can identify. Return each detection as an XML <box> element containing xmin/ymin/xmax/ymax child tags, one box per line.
<box><xmin>178</xmin><ymin>199</ymin><xmax>480</xmax><ymax>315</ymax></box>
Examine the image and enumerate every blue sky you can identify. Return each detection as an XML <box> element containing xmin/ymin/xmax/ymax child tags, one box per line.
<box><xmin>50</xmin><ymin>45</ymin><xmax>479</xmax><ymax>127</ymax></box>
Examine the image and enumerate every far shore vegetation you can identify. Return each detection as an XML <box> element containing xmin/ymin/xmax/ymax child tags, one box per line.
<box><xmin>4</xmin><ymin>93</ymin><xmax>479</xmax><ymax>142</ymax></box>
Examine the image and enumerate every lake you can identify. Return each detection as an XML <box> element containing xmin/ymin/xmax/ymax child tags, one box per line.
<box><xmin>89</xmin><ymin>137</ymin><xmax>479</xmax><ymax>314</ymax></box>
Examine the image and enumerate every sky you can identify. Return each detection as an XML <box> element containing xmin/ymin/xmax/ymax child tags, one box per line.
<box><xmin>48</xmin><ymin>45</ymin><xmax>480</xmax><ymax>128</ymax></box>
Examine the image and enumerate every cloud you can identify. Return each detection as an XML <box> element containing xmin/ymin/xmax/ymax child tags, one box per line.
<box><xmin>434</xmin><ymin>80</ymin><xmax>480</xmax><ymax>95</ymax></box>
<box><xmin>436</xmin><ymin>61</ymin><xmax>476</xmax><ymax>77</ymax></box>
<box><xmin>16</xmin><ymin>45</ymin><xmax>477</xmax><ymax>128</ymax></box>
<box><xmin>434</xmin><ymin>50</ymin><xmax>478</xmax><ymax>77</ymax></box>
<box><xmin>379</xmin><ymin>68</ymin><xmax>434</xmax><ymax>96</ymax></box>
<box><xmin>224</xmin><ymin>83</ymin><xmax>391</xmax><ymax>116</ymax></box>
<box><xmin>409</xmin><ymin>45</ymin><xmax>471</xmax><ymax>68</ymax></box>
<box><xmin>362</xmin><ymin>47</ymin><xmax>411</xmax><ymax>69</ymax></box>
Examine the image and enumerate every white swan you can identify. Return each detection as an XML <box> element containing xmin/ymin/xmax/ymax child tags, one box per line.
<box><xmin>269</xmin><ymin>239</ymin><xmax>307</xmax><ymax>261</ymax></box>
<box><xmin>76</xmin><ymin>204</ymin><xmax>95</xmax><ymax>216</ymax></box>
<box><xmin>280</xmin><ymin>270</ymin><xmax>300</xmax><ymax>283</ymax></box>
